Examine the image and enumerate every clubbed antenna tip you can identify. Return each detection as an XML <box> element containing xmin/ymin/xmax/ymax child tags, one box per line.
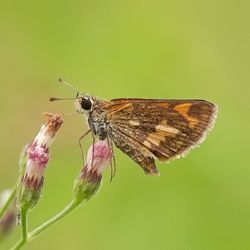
<box><xmin>49</xmin><ymin>97</ymin><xmax>57</xmax><ymax>102</ymax></box>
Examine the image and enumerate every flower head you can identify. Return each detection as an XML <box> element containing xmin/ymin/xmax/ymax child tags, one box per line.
<box><xmin>17</xmin><ymin>113</ymin><xmax>63</xmax><ymax>211</ymax></box>
<box><xmin>74</xmin><ymin>140</ymin><xmax>112</xmax><ymax>202</ymax></box>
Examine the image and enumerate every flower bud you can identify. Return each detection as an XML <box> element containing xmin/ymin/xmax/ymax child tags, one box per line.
<box><xmin>74</xmin><ymin>140</ymin><xmax>112</xmax><ymax>203</ymax></box>
<box><xmin>17</xmin><ymin>113</ymin><xmax>63</xmax><ymax>211</ymax></box>
<box><xmin>0</xmin><ymin>189</ymin><xmax>17</xmax><ymax>240</ymax></box>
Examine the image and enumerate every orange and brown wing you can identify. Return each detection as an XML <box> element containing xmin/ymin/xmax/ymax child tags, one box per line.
<box><xmin>105</xmin><ymin>98</ymin><xmax>217</xmax><ymax>175</ymax></box>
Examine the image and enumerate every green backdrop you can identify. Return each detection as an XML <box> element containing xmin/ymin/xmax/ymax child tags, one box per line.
<box><xmin>0</xmin><ymin>1</ymin><xmax>249</xmax><ymax>249</ymax></box>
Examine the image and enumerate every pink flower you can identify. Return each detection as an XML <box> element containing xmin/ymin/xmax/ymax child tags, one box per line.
<box><xmin>22</xmin><ymin>145</ymin><xmax>49</xmax><ymax>191</ymax></box>
<box><xmin>74</xmin><ymin>140</ymin><xmax>112</xmax><ymax>202</ymax></box>
<box><xmin>82</xmin><ymin>140</ymin><xmax>113</xmax><ymax>181</ymax></box>
<box><xmin>17</xmin><ymin>113</ymin><xmax>63</xmax><ymax>210</ymax></box>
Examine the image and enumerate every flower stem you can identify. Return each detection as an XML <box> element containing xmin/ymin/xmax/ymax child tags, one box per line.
<box><xmin>20</xmin><ymin>209</ymin><xmax>28</xmax><ymax>241</ymax></box>
<box><xmin>10</xmin><ymin>208</ymin><xmax>28</xmax><ymax>250</ymax></box>
<box><xmin>29</xmin><ymin>200</ymin><xmax>79</xmax><ymax>239</ymax></box>
<box><xmin>10</xmin><ymin>238</ymin><xmax>26</xmax><ymax>250</ymax></box>
<box><xmin>9</xmin><ymin>199</ymin><xmax>80</xmax><ymax>250</ymax></box>
<box><xmin>0</xmin><ymin>185</ymin><xmax>16</xmax><ymax>219</ymax></box>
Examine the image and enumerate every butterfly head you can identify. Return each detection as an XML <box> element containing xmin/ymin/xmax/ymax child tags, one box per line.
<box><xmin>74</xmin><ymin>94</ymin><xmax>94</xmax><ymax>114</ymax></box>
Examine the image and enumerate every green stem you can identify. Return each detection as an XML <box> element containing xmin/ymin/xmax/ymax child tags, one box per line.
<box><xmin>29</xmin><ymin>200</ymin><xmax>79</xmax><ymax>239</ymax></box>
<box><xmin>10</xmin><ymin>238</ymin><xmax>26</xmax><ymax>250</ymax></box>
<box><xmin>10</xmin><ymin>208</ymin><xmax>28</xmax><ymax>250</ymax></box>
<box><xmin>10</xmin><ymin>199</ymin><xmax>80</xmax><ymax>250</ymax></box>
<box><xmin>20</xmin><ymin>209</ymin><xmax>28</xmax><ymax>241</ymax></box>
<box><xmin>0</xmin><ymin>185</ymin><xmax>17</xmax><ymax>219</ymax></box>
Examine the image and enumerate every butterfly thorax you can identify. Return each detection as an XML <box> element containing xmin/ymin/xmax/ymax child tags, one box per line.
<box><xmin>88</xmin><ymin>112</ymin><xmax>108</xmax><ymax>140</ymax></box>
<box><xmin>74</xmin><ymin>95</ymin><xmax>110</xmax><ymax>140</ymax></box>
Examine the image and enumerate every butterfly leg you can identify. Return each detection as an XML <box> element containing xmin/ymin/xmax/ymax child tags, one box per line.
<box><xmin>91</xmin><ymin>131</ymin><xmax>96</xmax><ymax>169</ymax></box>
<box><xmin>107</xmin><ymin>135</ymin><xmax>116</xmax><ymax>182</ymax></box>
<box><xmin>111</xmin><ymin>139</ymin><xmax>116</xmax><ymax>179</ymax></box>
<box><xmin>78</xmin><ymin>129</ymin><xmax>91</xmax><ymax>163</ymax></box>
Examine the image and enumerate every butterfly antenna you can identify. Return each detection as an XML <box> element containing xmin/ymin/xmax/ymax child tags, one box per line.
<box><xmin>50</xmin><ymin>79</ymin><xmax>81</xmax><ymax>102</ymax></box>
<box><xmin>49</xmin><ymin>96</ymin><xmax>79</xmax><ymax>102</ymax></box>
<box><xmin>58</xmin><ymin>78</ymin><xmax>80</xmax><ymax>94</ymax></box>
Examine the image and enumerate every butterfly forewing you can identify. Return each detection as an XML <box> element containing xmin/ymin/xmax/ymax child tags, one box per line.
<box><xmin>105</xmin><ymin>98</ymin><xmax>217</xmax><ymax>175</ymax></box>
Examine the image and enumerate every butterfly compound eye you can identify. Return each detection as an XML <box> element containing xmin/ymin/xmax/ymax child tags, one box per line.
<box><xmin>81</xmin><ymin>98</ymin><xmax>92</xmax><ymax>110</ymax></box>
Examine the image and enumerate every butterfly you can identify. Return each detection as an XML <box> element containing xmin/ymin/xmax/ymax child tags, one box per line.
<box><xmin>50</xmin><ymin>80</ymin><xmax>218</xmax><ymax>176</ymax></box>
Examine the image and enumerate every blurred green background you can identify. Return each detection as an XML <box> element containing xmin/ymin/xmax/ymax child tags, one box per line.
<box><xmin>0</xmin><ymin>0</ymin><xmax>249</xmax><ymax>249</ymax></box>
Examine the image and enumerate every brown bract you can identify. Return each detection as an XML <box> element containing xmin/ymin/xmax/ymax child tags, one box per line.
<box><xmin>43</xmin><ymin>113</ymin><xmax>64</xmax><ymax>137</ymax></box>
